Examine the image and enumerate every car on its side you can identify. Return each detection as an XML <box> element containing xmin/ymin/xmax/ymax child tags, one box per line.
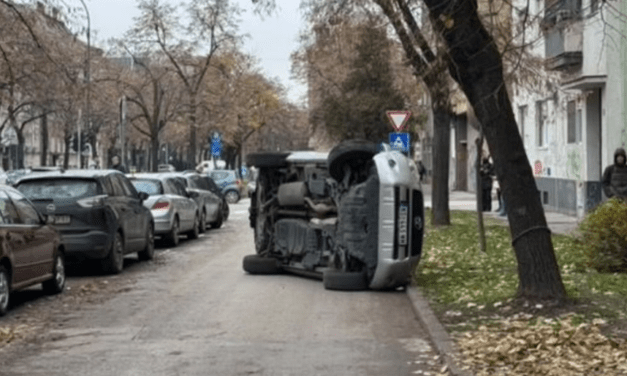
<box><xmin>244</xmin><ymin>140</ymin><xmax>424</xmax><ymax>291</ymax></box>
<box><xmin>128</xmin><ymin>173</ymin><xmax>201</xmax><ymax>247</ymax></box>
<box><xmin>0</xmin><ymin>185</ymin><xmax>66</xmax><ymax>316</ymax></box>
<box><xmin>207</xmin><ymin>169</ymin><xmax>243</xmax><ymax>204</ymax></box>
<box><xmin>176</xmin><ymin>172</ymin><xmax>224</xmax><ymax>229</ymax></box>
<box><xmin>14</xmin><ymin>170</ymin><xmax>155</xmax><ymax>274</ymax></box>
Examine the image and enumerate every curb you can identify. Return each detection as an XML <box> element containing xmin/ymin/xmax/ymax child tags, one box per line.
<box><xmin>406</xmin><ymin>283</ymin><xmax>473</xmax><ymax>376</ymax></box>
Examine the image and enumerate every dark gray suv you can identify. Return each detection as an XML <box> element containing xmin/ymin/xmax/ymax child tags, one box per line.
<box><xmin>14</xmin><ymin>170</ymin><xmax>155</xmax><ymax>274</ymax></box>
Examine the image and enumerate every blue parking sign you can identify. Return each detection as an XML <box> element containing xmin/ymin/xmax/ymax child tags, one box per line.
<box><xmin>389</xmin><ymin>133</ymin><xmax>410</xmax><ymax>153</ymax></box>
<box><xmin>211</xmin><ymin>134</ymin><xmax>222</xmax><ymax>158</ymax></box>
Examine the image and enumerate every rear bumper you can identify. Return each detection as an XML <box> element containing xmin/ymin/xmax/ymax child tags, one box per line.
<box><xmin>369</xmin><ymin>256</ymin><xmax>420</xmax><ymax>290</ymax></box>
<box><xmin>60</xmin><ymin>230</ymin><xmax>112</xmax><ymax>259</ymax></box>
<box><xmin>151</xmin><ymin>211</ymin><xmax>174</xmax><ymax>234</ymax></box>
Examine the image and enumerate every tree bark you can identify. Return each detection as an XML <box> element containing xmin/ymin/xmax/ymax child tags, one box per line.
<box><xmin>431</xmin><ymin>105</ymin><xmax>450</xmax><ymax>225</ymax></box>
<box><xmin>40</xmin><ymin>111</ymin><xmax>48</xmax><ymax>166</ymax></box>
<box><xmin>422</xmin><ymin>0</ymin><xmax>566</xmax><ymax>300</ymax></box>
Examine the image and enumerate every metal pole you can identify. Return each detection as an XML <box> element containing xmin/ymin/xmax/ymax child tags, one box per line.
<box><xmin>78</xmin><ymin>0</ymin><xmax>90</xmax><ymax>169</ymax></box>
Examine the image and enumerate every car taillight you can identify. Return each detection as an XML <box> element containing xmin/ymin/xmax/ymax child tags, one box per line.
<box><xmin>77</xmin><ymin>195</ymin><xmax>106</xmax><ymax>208</ymax></box>
<box><xmin>152</xmin><ymin>201</ymin><xmax>170</xmax><ymax>211</ymax></box>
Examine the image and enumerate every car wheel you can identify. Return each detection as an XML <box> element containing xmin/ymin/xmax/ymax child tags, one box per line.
<box><xmin>225</xmin><ymin>190</ymin><xmax>240</xmax><ymax>204</ymax></box>
<box><xmin>199</xmin><ymin>210</ymin><xmax>207</xmax><ymax>233</ymax></box>
<box><xmin>322</xmin><ymin>269</ymin><xmax>368</xmax><ymax>291</ymax></box>
<box><xmin>212</xmin><ymin>209</ymin><xmax>223</xmax><ymax>229</ymax></box>
<box><xmin>327</xmin><ymin>139</ymin><xmax>378</xmax><ymax>181</ymax></box>
<box><xmin>0</xmin><ymin>266</ymin><xmax>10</xmax><ymax>316</ymax></box>
<box><xmin>246</xmin><ymin>152</ymin><xmax>290</xmax><ymax>168</ymax></box>
<box><xmin>138</xmin><ymin>225</ymin><xmax>155</xmax><ymax>261</ymax></box>
<box><xmin>42</xmin><ymin>251</ymin><xmax>66</xmax><ymax>294</ymax></box>
<box><xmin>223</xmin><ymin>201</ymin><xmax>230</xmax><ymax>221</ymax></box>
<box><xmin>242</xmin><ymin>254</ymin><xmax>282</xmax><ymax>274</ymax></box>
<box><xmin>187</xmin><ymin>214</ymin><xmax>200</xmax><ymax>239</ymax></box>
<box><xmin>102</xmin><ymin>232</ymin><xmax>124</xmax><ymax>274</ymax></box>
<box><xmin>165</xmin><ymin>217</ymin><xmax>180</xmax><ymax>247</ymax></box>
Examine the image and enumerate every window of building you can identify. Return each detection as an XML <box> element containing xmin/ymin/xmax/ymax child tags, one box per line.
<box><xmin>518</xmin><ymin>105</ymin><xmax>527</xmax><ymax>146</ymax></box>
<box><xmin>536</xmin><ymin>101</ymin><xmax>546</xmax><ymax>147</ymax></box>
<box><xmin>567</xmin><ymin>100</ymin><xmax>576</xmax><ymax>143</ymax></box>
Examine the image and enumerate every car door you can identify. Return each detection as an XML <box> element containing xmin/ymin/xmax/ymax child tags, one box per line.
<box><xmin>167</xmin><ymin>178</ymin><xmax>196</xmax><ymax>231</ymax></box>
<box><xmin>5</xmin><ymin>188</ymin><xmax>56</xmax><ymax>283</ymax></box>
<box><xmin>190</xmin><ymin>175</ymin><xmax>220</xmax><ymax>222</ymax></box>
<box><xmin>109</xmin><ymin>174</ymin><xmax>145</xmax><ymax>253</ymax></box>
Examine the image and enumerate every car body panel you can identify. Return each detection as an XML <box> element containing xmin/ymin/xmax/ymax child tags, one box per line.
<box><xmin>207</xmin><ymin>170</ymin><xmax>243</xmax><ymax>201</ymax></box>
<box><xmin>0</xmin><ymin>185</ymin><xmax>60</xmax><ymax>291</ymax></box>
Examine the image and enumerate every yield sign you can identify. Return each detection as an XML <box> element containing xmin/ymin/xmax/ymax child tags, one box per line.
<box><xmin>386</xmin><ymin>110</ymin><xmax>411</xmax><ymax>131</ymax></box>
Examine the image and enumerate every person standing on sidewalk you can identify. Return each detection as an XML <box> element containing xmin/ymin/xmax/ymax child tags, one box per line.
<box><xmin>111</xmin><ymin>155</ymin><xmax>128</xmax><ymax>173</ymax></box>
<box><xmin>602</xmin><ymin>147</ymin><xmax>627</xmax><ymax>199</ymax></box>
<box><xmin>480</xmin><ymin>156</ymin><xmax>494</xmax><ymax>211</ymax></box>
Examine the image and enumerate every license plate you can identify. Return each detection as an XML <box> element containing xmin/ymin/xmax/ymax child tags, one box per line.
<box><xmin>54</xmin><ymin>215</ymin><xmax>71</xmax><ymax>225</ymax></box>
<box><xmin>398</xmin><ymin>203</ymin><xmax>408</xmax><ymax>245</ymax></box>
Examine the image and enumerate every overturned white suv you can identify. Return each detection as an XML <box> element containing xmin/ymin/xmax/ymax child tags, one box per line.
<box><xmin>244</xmin><ymin>139</ymin><xmax>424</xmax><ymax>290</ymax></box>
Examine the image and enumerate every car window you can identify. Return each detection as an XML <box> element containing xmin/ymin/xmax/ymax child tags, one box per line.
<box><xmin>0</xmin><ymin>191</ymin><xmax>20</xmax><ymax>224</ymax></box>
<box><xmin>5</xmin><ymin>189</ymin><xmax>41</xmax><ymax>225</ymax></box>
<box><xmin>119</xmin><ymin>176</ymin><xmax>139</xmax><ymax>198</ymax></box>
<box><xmin>17</xmin><ymin>179</ymin><xmax>99</xmax><ymax>200</ymax></box>
<box><xmin>131</xmin><ymin>179</ymin><xmax>163</xmax><ymax>196</ymax></box>
<box><xmin>109</xmin><ymin>175</ymin><xmax>127</xmax><ymax>197</ymax></box>
<box><xmin>188</xmin><ymin>175</ymin><xmax>206</xmax><ymax>190</ymax></box>
<box><xmin>166</xmin><ymin>179</ymin><xmax>186</xmax><ymax>196</ymax></box>
<box><xmin>202</xmin><ymin>177</ymin><xmax>220</xmax><ymax>194</ymax></box>
<box><xmin>210</xmin><ymin>171</ymin><xmax>228</xmax><ymax>180</ymax></box>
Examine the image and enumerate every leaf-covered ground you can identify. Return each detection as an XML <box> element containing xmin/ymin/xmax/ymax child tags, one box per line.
<box><xmin>416</xmin><ymin>210</ymin><xmax>627</xmax><ymax>375</ymax></box>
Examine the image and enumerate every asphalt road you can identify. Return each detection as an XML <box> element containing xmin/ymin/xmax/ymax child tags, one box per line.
<box><xmin>0</xmin><ymin>199</ymin><xmax>442</xmax><ymax>376</ymax></box>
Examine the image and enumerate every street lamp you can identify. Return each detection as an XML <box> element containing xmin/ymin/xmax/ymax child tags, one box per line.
<box><xmin>78</xmin><ymin>0</ymin><xmax>90</xmax><ymax>169</ymax></box>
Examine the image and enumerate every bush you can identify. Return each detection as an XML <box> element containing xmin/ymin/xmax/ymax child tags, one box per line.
<box><xmin>579</xmin><ymin>198</ymin><xmax>627</xmax><ymax>272</ymax></box>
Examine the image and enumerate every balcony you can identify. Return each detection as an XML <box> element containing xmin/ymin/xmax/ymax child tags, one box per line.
<box><xmin>544</xmin><ymin>22</ymin><xmax>583</xmax><ymax>71</ymax></box>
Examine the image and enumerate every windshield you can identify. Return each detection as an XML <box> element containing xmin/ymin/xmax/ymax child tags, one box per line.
<box><xmin>16</xmin><ymin>179</ymin><xmax>100</xmax><ymax>200</ymax></box>
<box><xmin>131</xmin><ymin>179</ymin><xmax>163</xmax><ymax>196</ymax></box>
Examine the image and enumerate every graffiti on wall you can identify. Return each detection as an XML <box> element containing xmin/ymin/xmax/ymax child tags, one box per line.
<box><xmin>567</xmin><ymin>150</ymin><xmax>582</xmax><ymax>180</ymax></box>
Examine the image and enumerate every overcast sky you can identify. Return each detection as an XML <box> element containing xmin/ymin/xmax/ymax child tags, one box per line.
<box><xmin>85</xmin><ymin>0</ymin><xmax>307</xmax><ymax>105</ymax></box>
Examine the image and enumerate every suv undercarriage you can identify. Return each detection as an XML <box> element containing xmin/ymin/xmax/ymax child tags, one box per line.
<box><xmin>244</xmin><ymin>140</ymin><xmax>424</xmax><ymax>291</ymax></box>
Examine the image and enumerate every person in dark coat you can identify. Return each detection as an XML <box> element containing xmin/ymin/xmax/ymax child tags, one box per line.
<box><xmin>602</xmin><ymin>147</ymin><xmax>627</xmax><ymax>199</ymax></box>
<box><xmin>417</xmin><ymin>160</ymin><xmax>427</xmax><ymax>183</ymax></box>
<box><xmin>111</xmin><ymin>155</ymin><xmax>128</xmax><ymax>173</ymax></box>
<box><xmin>480</xmin><ymin>157</ymin><xmax>494</xmax><ymax>211</ymax></box>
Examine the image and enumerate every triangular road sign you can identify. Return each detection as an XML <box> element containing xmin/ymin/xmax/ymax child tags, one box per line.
<box><xmin>386</xmin><ymin>110</ymin><xmax>411</xmax><ymax>131</ymax></box>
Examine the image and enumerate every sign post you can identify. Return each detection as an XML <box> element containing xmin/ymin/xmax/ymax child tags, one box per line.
<box><xmin>386</xmin><ymin>110</ymin><xmax>411</xmax><ymax>155</ymax></box>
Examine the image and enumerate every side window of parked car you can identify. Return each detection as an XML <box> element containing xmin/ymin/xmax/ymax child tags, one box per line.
<box><xmin>0</xmin><ymin>191</ymin><xmax>19</xmax><ymax>224</ymax></box>
<box><xmin>5</xmin><ymin>190</ymin><xmax>41</xmax><ymax>225</ymax></box>
<box><xmin>170</xmin><ymin>179</ymin><xmax>188</xmax><ymax>197</ymax></box>
<box><xmin>108</xmin><ymin>175</ymin><xmax>126</xmax><ymax>197</ymax></box>
<box><xmin>119</xmin><ymin>176</ymin><xmax>139</xmax><ymax>198</ymax></box>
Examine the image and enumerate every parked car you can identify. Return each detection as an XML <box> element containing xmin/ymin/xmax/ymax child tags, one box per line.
<box><xmin>198</xmin><ymin>174</ymin><xmax>230</xmax><ymax>222</ymax></box>
<box><xmin>128</xmin><ymin>173</ymin><xmax>201</xmax><ymax>247</ymax></box>
<box><xmin>0</xmin><ymin>185</ymin><xmax>66</xmax><ymax>316</ymax></box>
<box><xmin>13</xmin><ymin>170</ymin><xmax>155</xmax><ymax>274</ymax></box>
<box><xmin>166</xmin><ymin>172</ymin><xmax>224</xmax><ymax>229</ymax></box>
<box><xmin>244</xmin><ymin>140</ymin><xmax>424</xmax><ymax>291</ymax></box>
<box><xmin>207</xmin><ymin>169</ymin><xmax>243</xmax><ymax>204</ymax></box>
<box><xmin>158</xmin><ymin>164</ymin><xmax>176</xmax><ymax>172</ymax></box>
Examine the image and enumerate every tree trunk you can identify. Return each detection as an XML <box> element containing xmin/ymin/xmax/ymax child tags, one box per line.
<box><xmin>40</xmin><ymin>111</ymin><xmax>48</xmax><ymax>166</ymax></box>
<box><xmin>188</xmin><ymin>96</ymin><xmax>197</xmax><ymax>169</ymax></box>
<box><xmin>422</xmin><ymin>0</ymin><xmax>566</xmax><ymax>300</ymax></box>
<box><xmin>151</xmin><ymin>134</ymin><xmax>160</xmax><ymax>173</ymax></box>
<box><xmin>431</xmin><ymin>103</ymin><xmax>451</xmax><ymax>226</ymax></box>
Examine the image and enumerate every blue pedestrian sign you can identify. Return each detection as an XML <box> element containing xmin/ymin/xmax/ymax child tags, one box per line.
<box><xmin>389</xmin><ymin>133</ymin><xmax>410</xmax><ymax>154</ymax></box>
<box><xmin>211</xmin><ymin>133</ymin><xmax>222</xmax><ymax>158</ymax></box>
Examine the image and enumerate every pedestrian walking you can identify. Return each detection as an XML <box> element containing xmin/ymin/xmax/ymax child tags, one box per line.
<box><xmin>480</xmin><ymin>157</ymin><xmax>494</xmax><ymax>211</ymax></box>
<box><xmin>602</xmin><ymin>147</ymin><xmax>627</xmax><ymax>199</ymax></box>
<box><xmin>417</xmin><ymin>160</ymin><xmax>427</xmax><ymax>183</ymax></box>
<box><xmin>111</xmin><ymin>155</ymin><xmax>128</xmax><ymax>173</ymax></box>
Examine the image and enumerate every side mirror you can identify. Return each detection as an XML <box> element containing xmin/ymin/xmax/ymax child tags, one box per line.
<box><xmin>138</xmin><ymin>191</ymin><xmax>149</xmax><ymax>201</ymax></box>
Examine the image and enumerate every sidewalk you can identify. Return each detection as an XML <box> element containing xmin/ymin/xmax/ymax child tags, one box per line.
<box><xmin>421</xmin><ymin>185</ymin><xmax>581</xmax><ymax>236</ymax></box>
<box><xmin>409</xmin><ymin>184</ymin><xmax>581</xmax><ymax>376</ymax></box>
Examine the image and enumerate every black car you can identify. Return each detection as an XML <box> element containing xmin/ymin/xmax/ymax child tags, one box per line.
<box><xmin>14</xmin><ymin>170</ymin><xmax>155</xmax><ymax>274</ymax></box>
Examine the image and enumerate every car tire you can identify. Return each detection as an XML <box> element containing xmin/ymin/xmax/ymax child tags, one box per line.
<box><xmin>187</xmin><ymin>214</ymin><xmax>200</xmax><ymax>239</ymax></box>
<box><xmin>102</xmin><ymin>232</ymin><xmax>124</xmax><ymax>274</ymax></box>
<box><xmin>322</xmin><ymin>269</ymin><xmax>368</xmax><ymax>291</ymax></box>
<box><xmin>242</xmin><ymin>254</ymin><xmax>282</xmax><ymax>274</ymax></box>
<box><xmin>246</xmin><ymin>152</ymin><xmax>290</xmax><ymax>168</ymax></box>
<box><xmin>223</xmin><ymin>201</ymin><xmax>230</xmax><ymax>221</ymax></box>
<box><xmin>199</xmin><ymin>211</ymin><xmax>207</xmax><ymax>233</ymax></box>
<box><xmin>165</xmin><ymin>217</ymin><xmax>180</xmax><ymax>247</ymax></box>
<box><xmin>212</xmin><ymin>209</ymin><xmax>223</xmax><ymax>229</ymax></box>
<box><xmin>327</xmin><ymin>139</ymin><xmax>378</xmax><ymax>181</ymax></box>
<box><xmin>42</xmin><ymin>251</ymin><xmax>66</xmax><ymax>294</ymax></box>
<box><xmin>0</xmin><ymin>266</ymin><xmax>10</xmax><ymax>316</ymax></box>
<box><xmin>137</xmin><ymin>225</ymin><xmax>155</xmax><ymax>261</ymax></box>
<box><xmin>225</xmin><ymin>190</ymin><xmax>240</xmax><ymax>204</ymax></box>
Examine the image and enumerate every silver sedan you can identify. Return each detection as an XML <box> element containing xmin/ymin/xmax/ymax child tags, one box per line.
<box><xmin>128</xmin><ymin>174</ymin><xmax>200</xmax><ymax>247</ymax></box>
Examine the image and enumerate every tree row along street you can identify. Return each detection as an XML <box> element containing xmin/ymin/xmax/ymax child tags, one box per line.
<box><xmin>0</xmin><ymin>200</ymin><xmax>446</xmax><ymax>376</ymax></box>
